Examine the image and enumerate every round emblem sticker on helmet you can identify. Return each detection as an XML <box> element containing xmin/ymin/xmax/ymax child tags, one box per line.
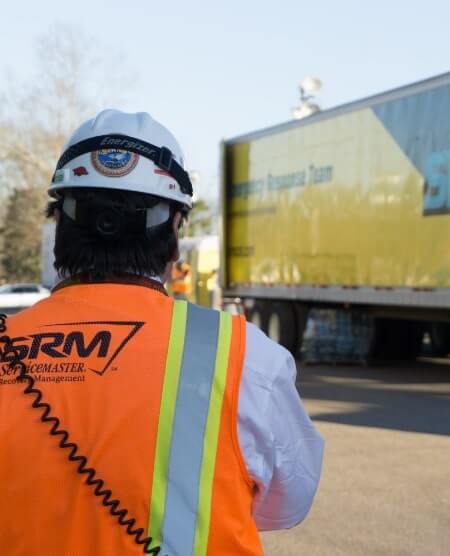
<box><xmin>91</xmin><ymin>149</ymin><xmax>139</xmax><ymax>177</ymax></box>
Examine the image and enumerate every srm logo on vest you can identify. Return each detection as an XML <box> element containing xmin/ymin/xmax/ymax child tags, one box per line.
<box><xmin>2</xmin><ymin>321</ymin><xmax>145</xmax><ymax>376</ymax></box>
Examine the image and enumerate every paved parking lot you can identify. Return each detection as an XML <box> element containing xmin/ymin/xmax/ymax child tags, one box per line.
<box><xmin>262</xmin><ymin>359</ymin><xmax>450</xmax><ymax>556</ymax></box>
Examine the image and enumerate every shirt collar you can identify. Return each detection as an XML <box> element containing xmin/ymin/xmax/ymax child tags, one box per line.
<box><xmin>52</xmin><ymin>272</ymin><xmax>167</xmax><ymax>296</ymax></box>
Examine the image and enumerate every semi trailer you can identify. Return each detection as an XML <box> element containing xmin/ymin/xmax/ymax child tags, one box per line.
<box><xmin>220</xmin><ymin>72</ymin><xmax>450</xmax><ymax>358</ymax></box>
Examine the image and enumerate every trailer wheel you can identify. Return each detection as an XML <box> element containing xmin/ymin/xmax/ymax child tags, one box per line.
<box><xmin>429</xmin><ymin>322</ymin><xmax>450</xmax><ymax>356</ymax></box>
<box><xmin>246</xmin><ymin>302</ymin><xmax>268</xmax><ymax>332</ymax></box>
<box><xmin>266</xmin><ymin>302</ymin><xmax>298</xmax><ymax>356</ymax></box>
<box><xmin>398</xmin><ymin>321</ymin><xmax>424</xmax><ymax>359</ymax></box>
<box><xmin>371</xmin><ymin>319</ymin><xmax>423</xmax><ymax>360</ymax></box>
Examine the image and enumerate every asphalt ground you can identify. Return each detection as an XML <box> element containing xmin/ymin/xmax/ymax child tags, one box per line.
<box><xmin>261</xmin><ymin>358</ymin><xmax>450</xmax><ymax>556</ymax></box>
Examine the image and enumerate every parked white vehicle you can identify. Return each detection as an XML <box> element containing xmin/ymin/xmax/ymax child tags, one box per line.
<box><xmin>0</xmin><ymin>283</ymin><xmax>50</xmax><ymax>314</ymax></box>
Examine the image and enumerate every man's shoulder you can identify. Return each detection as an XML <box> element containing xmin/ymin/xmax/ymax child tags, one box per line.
<box><xmin>182</xmin><ymin>301</ymin><xmax>239</xmax><ymax>321</ymax></box>
<box><xmin>127</xmin><ymin>298</ymin><xmax>294</xmax><ymax>384</ymax></box>
<box><xmin>5</xmin><ymin>294</ymin><xmax>54</xmax><ymax>326</ymax></box>
<box><xmin>178</xmin><ymin>304</ymin><xmax>292</xmax><ymax>379</ymax></box>
<box><xmin>244</xmin><ymin>322</ymin><xmax>295</xmax><ymax>385</ymax></box>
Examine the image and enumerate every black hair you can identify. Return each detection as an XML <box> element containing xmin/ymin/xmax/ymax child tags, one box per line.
<box><xmin>47</xmin><ymin>188</ymin><xmax>186</xmax><ymax>279</ymax></box>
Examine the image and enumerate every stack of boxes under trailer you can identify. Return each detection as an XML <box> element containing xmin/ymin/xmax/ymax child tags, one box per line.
<box><xmin>301</xmin><ymin>310</ymin><xmax>372</xmax><ymax>364</ymax></box>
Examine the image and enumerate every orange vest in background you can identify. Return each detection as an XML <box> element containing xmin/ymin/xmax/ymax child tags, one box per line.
<box><xmin>171</xmin><ymin>262</ymin><xmax>192</xmax><ymax>295</ymax></box>
<box><xmin>0</xmin><ymin>281</ymin><xmax>263</xmax><ymax>556</ymax></box>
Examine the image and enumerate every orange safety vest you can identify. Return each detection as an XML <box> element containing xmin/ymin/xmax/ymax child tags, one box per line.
<box><xmin>171</xmin><ymin>263</ymin><xmax>192</xmax><ymax>295</ymax></box>
<box><xmin>0</xmin><ymin>280</ymin><xmax>264</xmax><ymax>556</ymax></box>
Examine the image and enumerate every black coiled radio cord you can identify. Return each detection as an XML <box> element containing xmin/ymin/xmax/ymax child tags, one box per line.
<box><xmin>0</xmin><ymin>313</ymin><xmax>163</xmax><ymax>555</ymax></box>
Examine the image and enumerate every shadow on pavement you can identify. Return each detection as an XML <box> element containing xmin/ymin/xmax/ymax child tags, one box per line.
<box><xmin>296</xmin><ymin>359</ymin><xmax>450</xmax><ymax>437</ymax></box>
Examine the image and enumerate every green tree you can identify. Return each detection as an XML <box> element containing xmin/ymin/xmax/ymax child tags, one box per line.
<box><xmin>0</xmin><ymin>25</ymin><xmax>133</xmax><ymax>283</ymax></box>
<box><xmin>2</xmin><ymin>186</ymin><xmax>46</xmax><ymax>282</ymax></box>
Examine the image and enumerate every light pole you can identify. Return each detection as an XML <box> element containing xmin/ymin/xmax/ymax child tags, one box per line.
<box><xmin>292</xmin><ymin>77</ymin><xmax>322</xmax><ymax>120</ymax></box>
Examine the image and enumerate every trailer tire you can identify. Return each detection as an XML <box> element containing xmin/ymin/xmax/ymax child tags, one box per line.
<box><xmin>371</xmin><ymin>319</ymin><xmax>423</xmax><ymax>360</ymax></box>
<box><xmin>398</xmin><ymin>321</ymin><xmax>424</xmax><ymax>359</ymax></box>
<box><xmin>266</xmin><ymin>302</ymin><xmax>298</xmax><ymax>356</ymax></box>
<box><xmin>246</xmin><ymin>302</ymin><xmax>268</xmax><ymax>332</ymax></box>
<box><xmin>429</xmin><ymin>322</ymin><xmax>450</xmax><ymax>356</ymax></box>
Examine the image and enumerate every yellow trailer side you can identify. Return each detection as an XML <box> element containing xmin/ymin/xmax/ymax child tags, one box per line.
<box><xmin>221</xmin><ymin>73</ymin><xmax>450</xmax><ymax>357</ymax></box>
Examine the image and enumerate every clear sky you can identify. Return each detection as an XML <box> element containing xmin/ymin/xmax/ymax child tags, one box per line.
<box><xmin>1</xmin><ymin>0</ymin><xmax>449</xmax><ymax>201</ymax></box>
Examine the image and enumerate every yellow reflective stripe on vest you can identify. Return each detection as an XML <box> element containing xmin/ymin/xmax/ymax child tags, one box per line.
<box><xmin>148</xmin><ymin>302</ymin><xmax>233</xmax><ymax>555</ymax></box>
<box><xmin>148</xmin><ymin>300</ymin><xmax>188</xmax><ymax>548</ymax></box>
<box><xmin>193</xmin><ymin>311</ymin><xmax>232</xmax><ymax>556</ymax></box>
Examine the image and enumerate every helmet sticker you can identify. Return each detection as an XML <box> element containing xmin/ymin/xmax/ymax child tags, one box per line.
<box><xmin>91</xmin><ymin>149</ymin><xmax>139</xmax><ymax>177</ymax></box>
<box><xmin>53</xmin><ymin>169</ymin><xmax>70</xmax><ymax>183</ymax></box>
<box><xmin>73</xmin><ymin>166</ymin><xmax>89</xmax><ymax>176</ymax></box>
<box><xmin>154</xmin><ymin>168</ymin><xmax>171</xmax><ymax>177</ymax></box>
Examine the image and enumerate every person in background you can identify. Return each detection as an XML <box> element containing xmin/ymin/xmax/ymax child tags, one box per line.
<box><xmin>170</xmin><ymin>258</ymin><xmax>192</xmax><ymax>300</ymax></box>
<box><xmin>0</xmin><ymin>109</ymin><xmax>324</xmax><ymax>556</ymax></box>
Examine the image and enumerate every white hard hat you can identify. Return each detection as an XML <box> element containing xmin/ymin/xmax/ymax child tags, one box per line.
<box><xmin>49</xmin><ymin>109</ymin><xmax>193</xmax><ymax>209</ymax></box>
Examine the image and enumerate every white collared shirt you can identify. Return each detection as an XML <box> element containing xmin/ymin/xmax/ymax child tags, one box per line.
<box><xmin>239</xmin><ymin>323</ymin><xmax>324</xmax><ymax>530</ymax></box>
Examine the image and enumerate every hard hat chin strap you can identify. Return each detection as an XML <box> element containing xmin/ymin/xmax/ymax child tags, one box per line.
<box><xmin>53</xmin><ymin>133</ymin><xmax>193</xmax><ymax>197</ymax></box>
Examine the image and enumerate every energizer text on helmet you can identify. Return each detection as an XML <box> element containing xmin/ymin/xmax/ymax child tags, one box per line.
<box><xmin>49</xmin><ymin>109</ymin><xmax>193</xmax><ymax>209</ymax></box>
<box><xmin>55</xmin><ymin>135</ymin><xmax>193</xmax><ymax>197</ymax></box>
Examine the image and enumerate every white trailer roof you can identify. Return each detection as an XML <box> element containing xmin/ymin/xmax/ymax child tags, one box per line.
<box><xmin>225</xmin><ymin>71</ymin><xmax>450</xmax><ymax>145</ymax></box>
